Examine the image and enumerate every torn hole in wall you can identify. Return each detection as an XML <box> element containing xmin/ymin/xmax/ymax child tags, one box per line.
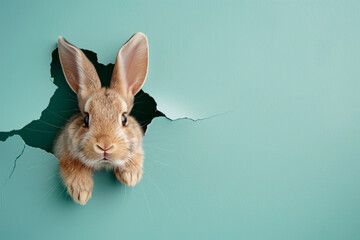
<box><xmin>0</xmin><ymin>48</ymin><xmax>164</xmax><ymax>153</ymax></box>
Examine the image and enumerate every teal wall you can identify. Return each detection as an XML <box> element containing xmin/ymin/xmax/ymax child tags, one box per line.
<box><xmin>1</xmin><ymin>0</ymin><xmax>360</xmax><ymax>239</ymax></box>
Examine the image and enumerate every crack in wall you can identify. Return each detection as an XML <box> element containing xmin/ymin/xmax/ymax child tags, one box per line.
<box><xmin>164</xmin><ymin>111</ymin><xmax>233</xmax><ymax>123</ymax></box>
<box><xmin>1</xmin><ymin>143</ymin><xmax>26</xmax><ymax>211</ymax></box>
<box><xmin>7</xmin><ymin>144</ymin><xmax>26</xmax><ymax>180</ymax></box>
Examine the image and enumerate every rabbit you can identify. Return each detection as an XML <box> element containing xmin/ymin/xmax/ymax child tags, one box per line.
<box><xmin>53</xmin><ymin>33</ymin><xmax>149</xmax><ymax>205</ymax></box>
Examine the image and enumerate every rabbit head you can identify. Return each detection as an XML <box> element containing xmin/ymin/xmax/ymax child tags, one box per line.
<box><xmin>57</xmin><ymin>33</ymin><xmax>148</xmax><ymax>169</ymax></box>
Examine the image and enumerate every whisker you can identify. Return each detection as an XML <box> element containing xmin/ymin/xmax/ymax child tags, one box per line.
<box><xmin>23</xmin><ymin>162</ymin><xmax>55</xmax><ymax>171</ymax></box>
<box><xmin>130</xmin><ymin>109</ymin><xmax>146</xmax><ymax>114</ymax></box>
<box><xmin>134</xmin><ymin>92</ymin><xmax>145</xmax><ymax>99</ymax></box>
<box><xmin>142</xmin><ymin>173</ymin><xmax>173</xmax><ymax>213</ymax></box>
<box><xmin>24</xmin><ymin>127</ymin><xmax>57</xmax><ymax>133</ymax></box>
<box><xmin>38</xmin><ymin>178</ymin><xmax>62</xmax><ymax>201</ymax></box>
<box><xmin>119</xmin><ymin>140</ymin><xmax>143</xmax><ymax>144</ymax></box>
<box><xmin>140</xmin><ymin>183</ymin><xmax>152</xmax><ymax>217</ymax></box>
<box><xmin>138</xmin><ymin>119</ymin><xmax>151</xmax><ymax>125</ymax></box>
<box><xmin>145</xmin><ymin>158</ymin><xmax>169</xmax><ymax>167</ymax></box>
<box><xmin>38</xmin><ymin>119</ymin><xmax>63</xmax><ymax>129</ymax></box>
<box><xmin>143</xmin><ymin>143</ymin><xmax>174</xmax><ymax>153</ymax></box>
<box><xmin>133</xmin><ymin>101</ymin><xmax>150</xmax><ymax>105</ymax></box>
<box><xmin>46</xmin><ymin>172</ymin><xmax>59</xmax><ymax>181</ymax></box>
<box><xmin>125</xmin><ymin>157</ymin><xmax>142</xmax><ymax>171</ymax></box>
<box><xmin>142</xmin><ymin>140</ymin><xmax>157</xmax><ymax>143</ymax></box>
<box><xmin>60</xmin><ymin>109</ymin><xmax>80</xmax><ymax>113</ymax></box>
<box><xmin>63</xmin><ymin>99</ymin><xmax>78</xmax><ymax>103</ymax></box>
<box><xmin>45</xmin><ymin>109</ymin><xmax>70</xmax><ymax>121</ymax></box>
<box><xmin>64</xmin><ymin>91</ymin><xmax>78</xmax><ymax>100</ymax></box>
<box><xmin>140</xmin><ymin>123</ymin><xmax>150</xmax><ymax>128</ymax></box>
<box><xmin>59</xmin><ymin>183</ymin><xmax>68</xmax><ymax>198</ymax></box>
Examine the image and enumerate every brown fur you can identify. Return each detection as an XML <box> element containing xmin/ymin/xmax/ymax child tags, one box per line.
<box><xmin>54</xmin><ymin>33</ymin><xmax>149</xmax><ymax>205</ymax></box>
<box><xmin>59</xmin><ymin>155</ymin><xmax>93</xmax><ymax>205</ymax></box>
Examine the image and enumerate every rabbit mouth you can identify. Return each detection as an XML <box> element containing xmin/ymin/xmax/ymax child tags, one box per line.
<box><xmin>99</xmin><ymin>157</ymin><xmax>113</xmax><ymax>164</ymax></box>
<box><xmin>101</xmin><ymin>156</ymin><xmax>111</xmax><ymax>161</ymax></box>
<box><xmin>100</xmin><ymin>155</ymin><xmax>117</xmax><ymax>163</ymax></box>
<box><xmin>101</xmin><ymin>152</ymin><xmax>111</xmax><ymax>161</ymax></box>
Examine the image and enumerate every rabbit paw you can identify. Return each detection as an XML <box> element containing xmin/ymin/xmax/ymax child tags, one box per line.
<box><xmin>67</xmin><ymin>177</ymin><xmax>93</xmax><ymax>205</ymax></box>
<box><xmin>115</xmin><ymin>167</ymin><xmax>143</xmax><ymax>187</ymax></box>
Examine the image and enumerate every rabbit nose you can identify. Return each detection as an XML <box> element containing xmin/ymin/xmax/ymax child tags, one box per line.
<box><xmin>95</xmin><ymin>143</ymin><xmax>115</xmax><ymax>153</ymax></box>
<box><xmin>94</xmin><ymin>137</ymin><xmax>115</xmax><ymax>153</ymax></box>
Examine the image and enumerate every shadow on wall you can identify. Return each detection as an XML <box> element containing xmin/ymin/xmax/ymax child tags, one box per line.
<box><xmin>0</xmin><ymin>48</ymin><xmax>164</xmax><ymax>153</ymax></box>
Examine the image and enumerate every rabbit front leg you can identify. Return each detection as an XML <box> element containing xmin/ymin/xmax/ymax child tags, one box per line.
<box><xmin>59</xmin><ymin>156</ymin><xmax>94</xmax><ymax>205</ymax></box>
<box><xmin>115</xmin><ymin>151</ymin><xmax>143</xmax><ymax>186</ymax></box>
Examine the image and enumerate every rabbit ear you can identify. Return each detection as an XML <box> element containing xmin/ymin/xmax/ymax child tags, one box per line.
<box><xmin>110</xmin><ymin>33</ymin><xmax>149</xmax><ymax>106</ymax></box>
<box><xmin>58</xmin><ymin>37</ymin><xmax>101</xmax><ymax>111</ymax></box>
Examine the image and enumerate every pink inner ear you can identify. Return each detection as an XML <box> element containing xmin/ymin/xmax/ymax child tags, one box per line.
<box><xmin>118</xmin><ymin>33</ymin><xmax>148</xmax><ymax>96</ymax></box>
<box><xmin>58</xmin><ymin>38</ymin><xmax>81</xmax><ymax>93</ymax></box>
<box><xmin>58</xmin><ymin>37</ymin><xmax>102</xmax><ymax>112</ymax></box>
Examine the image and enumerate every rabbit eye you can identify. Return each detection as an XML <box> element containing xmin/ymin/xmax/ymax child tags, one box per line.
<box><xmin>121</xmin><ymin>113</ymin><xmax>128</xmax><ymax>127</ymax></box>
<box><xmin>84</xmin><ymin>113</ymin><xmax>89</xmax><ymax>128</ymax></box>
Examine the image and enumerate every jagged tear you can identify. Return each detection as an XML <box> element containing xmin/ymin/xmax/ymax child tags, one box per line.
<box><xmin>0</xmin><ymin>49</ymin><xmax>164</xmax><ymax>153</ymax></box>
